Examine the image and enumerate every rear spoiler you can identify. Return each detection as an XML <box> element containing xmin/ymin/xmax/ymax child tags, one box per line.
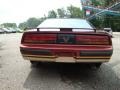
<box><xmin>24</xmin><ymin>27</ymin><xmax>96</xmax><ymax>32</ymax></box>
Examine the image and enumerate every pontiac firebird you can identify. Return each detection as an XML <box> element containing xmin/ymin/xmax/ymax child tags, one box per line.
<box><xmin>20</xmin><ymin>18</ymin><xmax>113</xmax><ymax>68</ymax></box>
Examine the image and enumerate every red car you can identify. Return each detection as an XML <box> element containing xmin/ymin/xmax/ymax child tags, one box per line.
<box><xmin>20</xmin><ymin>18</ymin><xmax>113</xmax><ymax>68</ymax></box>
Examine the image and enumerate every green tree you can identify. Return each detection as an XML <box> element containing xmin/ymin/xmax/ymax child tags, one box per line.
<box><xmin>18</xmin><ymin>22</ymin><xmax>27</xmax><ymax>30</ymax></box>
<box><xmin>104</xmin><ymin>0</ymin><xmax>114</xmax><ymax>7</ymax></box>
<box><xmin>1</xmin><ymin>23</ymin><xmax>17</xmax><ymax>28</ymax></box>
<box><xmin>26</xmin><ymin>17</ymin><xmax>41</xmax><ymax>28</ymax></box>
<box><xmin>48</xmin><ymin>10</ymin><xmax>57</xmax><ymax>18</ymax></box>
<box><xmin>91</xmin><ymin>0</ymin><xmax>101</xmax><ymax>6</ymax></box>
<box><xmin>19</xmin><ymin>17</ymin><xmax>46</xmax><ymax>30</ymax></box>
<box><xmin>67</xmin><ymin>5</ymin><xmax>84</xmax><ymax>18</ymax></box>
<box><xmin>57</xmin><ymin>8</ymin><xmax>66</xmax><ymax>18</ymax></box>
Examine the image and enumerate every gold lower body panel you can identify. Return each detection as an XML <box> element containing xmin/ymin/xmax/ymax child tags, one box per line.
<box><xmin>22</xmin><ymin>54</ymin><xmax>110</xmax><ymax>63</ymax></box>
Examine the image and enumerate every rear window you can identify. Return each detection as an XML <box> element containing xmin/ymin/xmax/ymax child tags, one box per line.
<box><xmin>38</xmin><ymin>19</ymin><xmax>94</xmax><ymax>29</ymax></box>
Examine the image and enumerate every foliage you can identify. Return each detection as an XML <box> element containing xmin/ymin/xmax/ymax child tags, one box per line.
<box><xmin>107</xmin><ymin>15</ymin><xmax>120</xmax><ymax>32</ymax></box>
<box><xmin>90</xmin><ymin>16</ymin><xmax>105</xmax><ymax>29</ymax></box>
<box><xmin>26</xmin><ymin>18</ymin><xmax>41</xmax><ymax>28</ymax></box>
<box><xmin>57</xmin><ymin>8</ymin><xmax>66</xmax><ymax>18</ymax></box>
<box><xmin>67</xmin><ymin>5</ymin><xmax>84</xmax><ymax>18</ymax></box>
<box><xmin>90</xmin><ymin>0</ymin><xmax>114</xmax><ymax>7</ymax></box>
<box><xmin>1</xmin><ymin>23</ymin><xmax>17</xmax><ymax>28</ymax></box>
<box><xmin>91</xmin><ymin>0</ymin><xmax>101</xmax><ymax>6</ymax></box>
<box><xmin>90</xmin><ymin>14</ymin><xmax>120</xmax><ymax>32</ymax></box>
<box><xmin>48</xmin><ymin>10</ymin><xmax>57</xmax><ymax>18</ymax></box>
<box><xmin>103</xmin><ymin>0</ymin><xmax>115</xmax><ymax>7</ymax></box>
<box><xmin>19</xmin><ymin>17</ymin><xmax>46</xmax><ymax>30</ymax></box>
<box><xmin>18</xmin><ymin>22</ymin><xmax>27</xmax><ymax>30</ymax></box>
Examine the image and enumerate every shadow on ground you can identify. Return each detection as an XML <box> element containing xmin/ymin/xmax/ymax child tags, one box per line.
<box><xmin>23</xmin><ymin>63</ymin><xmax>120</xmax><ymax>90</ymax></box>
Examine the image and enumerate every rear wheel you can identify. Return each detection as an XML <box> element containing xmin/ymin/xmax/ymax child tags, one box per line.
<box><xmin>30</xmin><ymin>61</ymin><xmax>37</xmax><ymax>64</ymax></box>
<box><xmin>88</xmin><ymin>63</ymin><xmax>102</xmax><ymax>69</ymax></box>
<box><xmin>95</xmin><ymin>63</ymin><xmax>102</xmax><ymax>68</ymax></box>
<box><xmin>30</xmin><ymin>61</ymin><xmax>41</xmax><ymax>67</ymax></box>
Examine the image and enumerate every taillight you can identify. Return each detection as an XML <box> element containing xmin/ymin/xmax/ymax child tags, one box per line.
<box><xmin>76</xmin><ymin>35</ymin><xmax>110</xmax><ymax>45</ymax></box>
<box><xmin>23</xmin><ymin>34</ymin><xmax>57</xmax><ymax>44</ymax></box>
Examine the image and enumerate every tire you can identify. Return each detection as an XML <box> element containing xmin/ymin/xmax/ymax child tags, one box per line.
<box><xmin>95</xmin><ymin>63</ymin><xmax>102</xmax><ymax>68</ymax></box>
<box><xmin>30</xmin><ymin>61</ymin><xmax>37</xmax><ymax>64</ymax></box>
<box><xmin>30</xmin><ymin>61</ymin><xmax>41</xmax><ymax>65</ymax></box>
<box><xmin>88</xmin><ymin>63</ymin><xmax>102</xmax><ymax>69</ymax></box>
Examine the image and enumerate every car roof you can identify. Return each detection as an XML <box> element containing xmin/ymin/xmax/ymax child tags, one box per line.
<box><xmin>38</xmin><ymin>18</ymin><xmax>94</xmax><ymax>29</ymax></box>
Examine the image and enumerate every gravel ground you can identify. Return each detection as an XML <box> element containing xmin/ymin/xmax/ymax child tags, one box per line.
<box><xmin>0</xmin><ymin>33</ymin><xmax>120</xmax><ymax>90</ymax></box>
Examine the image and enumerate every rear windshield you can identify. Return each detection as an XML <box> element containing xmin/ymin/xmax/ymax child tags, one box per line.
<box><xmin>38</xmin><ymin>19</ymin><xmax>94</xmax><ymax>29</ymax></box>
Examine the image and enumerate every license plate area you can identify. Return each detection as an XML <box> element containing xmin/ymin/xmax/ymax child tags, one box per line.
<box><xmin>56</xmin><ymin>57</ymin><xmax>75</xmax><ymax>63</ymax></box>
<box><xmin>57</xmin><ymin>34</ymin><xmax>75</xmax><ymax>44</ymax></box>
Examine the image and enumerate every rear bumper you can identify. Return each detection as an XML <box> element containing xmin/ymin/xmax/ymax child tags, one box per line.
<box><xmin>21</xmin><ymin>54</ymin><xmax>110</xmax><ymax>63</ymax></box>
<box><xmin>20</xmin><ymin>44</ymin><xmax>112</xmax><ymax>63</ymax></box>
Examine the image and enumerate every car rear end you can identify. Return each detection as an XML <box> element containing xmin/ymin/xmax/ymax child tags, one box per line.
<box><xmin>20</xmin><ymin>19</ymin><xmax>113</xmax><ymax>64</ymax></box>
<box><xmin>20</xmin><ymin>31</ymin><xmax>112</xmax><ymax>63</ymax></box>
